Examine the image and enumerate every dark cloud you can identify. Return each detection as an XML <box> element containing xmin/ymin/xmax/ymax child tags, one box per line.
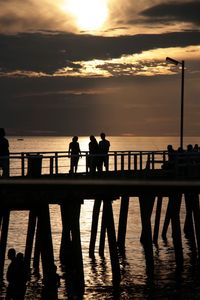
<box><xmin>140</xmin><ymin>1</ymin><xmax>200</xmax><ymax>26</ymax></box>
<box><xmin>1</xmin><ymin>31</ymin><xmax>200</xmax><ymax>74</ymax></box>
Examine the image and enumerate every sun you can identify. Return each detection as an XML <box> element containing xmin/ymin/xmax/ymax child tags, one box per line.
<box><xmin>66</xmin><ymin>0</ymin><xmax>108</xmax><ymax>31</ymax></box>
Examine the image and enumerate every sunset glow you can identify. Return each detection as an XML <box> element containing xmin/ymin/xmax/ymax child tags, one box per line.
<box><xmin>1</xmin><ymin>0</ymin><xmax>200</xmax><ymax>136</ymax></box>
<box><xmin>66</xmin><ymin>0</ymin><xmax>108</xmax><ymax>31</ymax></box>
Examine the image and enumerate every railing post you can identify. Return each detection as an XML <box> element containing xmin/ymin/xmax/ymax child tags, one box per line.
<box><xmin>139</xmin><ymin>152</ymin><xmax>143</xmax><ymax>170</ymax></box>
<box><xmin>134</xmin><ymin>154</ymin><xmax>138</xmax><ymax>170</ymax></box>
<box><xmin>55</xmin><ymin>152</ymin><xmax>58</xmax><ymax>175</ymax></box>
<box><xmin>21</xmin><ymin>153</ymin><xmax>25</xmax><ymax>177</ymax></box>
<box><xmin>128</xmin><ymin>151</ymin><xmax>131</xmax><ymax>171</ymax></box>
<box><xmin>50</xmin><ymin>157</ymin><xmax>54</xmax><ymax>175</ymax></box>
<box><xmin>114</xmin><ymin>152</ymin><xmax>117</xmax><ymax>172</ymax></box>
<box><xmin>163</xmin><ymin>151</ymin><xmax>166</xmax><ymax>163</ymax></box>
<box><xmin>86</xmin><ymin>152</ymin><xmax>89</xmax><ymax>173</ymax></box>
<box><xmin>146</xmin><ymin>154</ymin><xmax>150</xmax><ymax>169</ymax></box>
<box><xmin>152</xmin><ymin>152</ymin><xmax>155</xmax><ymax>170</ymax></box>
<box><xmin>121</xmin><ymin>154</ymin><xmax>124</xmax><ymax>171</ymax></box>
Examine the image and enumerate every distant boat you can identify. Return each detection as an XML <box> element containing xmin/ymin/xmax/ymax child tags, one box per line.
<box><xmin>17</xmin><ymin>138</ymin><xmax>24</xmax><ymax>141</ymax></box>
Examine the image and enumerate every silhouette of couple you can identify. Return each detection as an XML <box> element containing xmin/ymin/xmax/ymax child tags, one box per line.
<box><xmin>68</xmin><ymin>133</ymin><xmax>110</xmax><ymax>173</ymax></box>
<box><xmin>89</xmin><ymin>133</ymin><xmax>110</xmax><ymax>173</ymax></box>
<box><xmin>6</xmin><ymin>248</ymin><xmax>28</xmax><ymax>300</ymax></box>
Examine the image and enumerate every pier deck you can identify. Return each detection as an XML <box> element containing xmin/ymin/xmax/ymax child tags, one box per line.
<box><xmin>1</xmin><ymin>150</ymin><xmax>200</xmax><ymax>298</ymax></box>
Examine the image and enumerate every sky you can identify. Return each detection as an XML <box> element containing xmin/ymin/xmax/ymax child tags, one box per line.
<box><xmin>1</xmin><ymin>0</ymin><xmax>200</xmax><ymax>137</ymax></box>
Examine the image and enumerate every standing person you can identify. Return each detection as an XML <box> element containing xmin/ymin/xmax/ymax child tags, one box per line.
<box><xmin>99</xmin><ymin>133</ymin><xmax>110</xmax><ymax>172</ymax></box>
<box><xmin>88</xmin><ymin>135</ymin><xmax>99</xmax><ymax>173</ymax></box>
<box><xmin>6</xmin><ymin>250</ymin><xmax>28</xmax><ymax>300</ymax></box>
<box><xmin>14</xmin><ymin>253</ymin><xmax>28</xmax><ymax>300</ymax></box>
<box><xmin>6</xmin><ymin>248</ymin><xmax>16</xmax><ymax>300</ymax></box>
<box><xmin>68</xmin><ymin>136</ymin><xmax>81</xmax><ymax>173</ymax></box>
<box><xmin>0</xmin><ymin>128</ymin><xmax>10</xmax><ymax>177</ymax></box>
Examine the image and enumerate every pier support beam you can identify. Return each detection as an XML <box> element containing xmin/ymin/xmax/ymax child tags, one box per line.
<box><xmin>33</xmin><ymin>218</ymin><xmax>40</xmax><ymax>274</ymax></box>
<box><xmin>183</xmin><ymin>193</ymin><xmax>196</xmax><ymax>255</ymax></box>
<box><xmin>170</xmin><ymin>194</ymin><xmax>183</xmax><ymax>270</ymax></box>
<box><xmin>153</xmin><ymin>196</ymin><xmax>162</xmax><ymax>245</ymax></box>
<box><xmin>25</xmin><ymin>210</ymin><xmax>37</xmax><ymax>272</ymax></box>
<box><xmin>38</xmin><ymin>204</ymin><xmax>58</xmax><ymax>299</ymax></box>
<box><xmin>190</xmin><ymin>194</ymin><xmax>200</xmax><ymax>259</ymax></box>
<box><xmin>89</xmin><ymin>199</ymin><xmax>102</xmax><ymax>258</ymax></box>
<box><xmin>103</xmin><ymin>199</ymin><xmax>121</xmax><ymax>286</ymax></box>
<box><xmin>117</xmin><ymin>196</ymin><xmax>129</xmax><ymax>254</ymax></box>
<box><xmin>139</xmin><ymin>194</ymin><xmax>155</xmax><ymax>277</ymax></box>
<box><xmin>60</xmin><ymin>203</ymin><xmax>71</xmax><ymax>264</ymax></box>
<box><xmin>184</xmin><ymin>193</ymin><xmax>195</xmax><ymax>239</ymax></box>
<box><xmin>162</xmin><ymin>197</ymin><xmax>171</xmax><ymax>240</ymax></box>
<box><xmin>99</xmin><ymin>205</ymin><xmax>106</xmax><ymax>257</ymax></box>
<box><xmin>0</xmin><ymin>209</ymin><xmax>10</xmax><ymax>279</ymax></box>
<box><xmin>60</xmin><ymin>199</ymin><xmax>85</xmax><ymax>296</ymax></box>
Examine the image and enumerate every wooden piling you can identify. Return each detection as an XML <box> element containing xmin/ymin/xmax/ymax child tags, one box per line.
<box><xmin>170</xmin><ymin>194</ymin><xmax>183</xmax><ymax>270</ymax></box>
<box><xmin>89</xmin><ymin>199</ymin><xmax>102</xmax><ymax>258</ymax></box>
<box><xmin>103</xmin><ymin>199</ymin><xmax>121</xmax><ymax>286</ymax></box>
<box><xmin>117</xmin><ymin>196</ymin><xmax>129</xmax><ymax>253</ymax></box>
<box><xmin>139</xmin><ymin>194</ymin><xmax>155</xmax><ymax>277</ymax></box>
<box><xmin>99</xmin><ymin>204</ymin><xmax>106</xmax><ymax>257</ymax></box>
<box><xmin>70</xmin><ymin>200</ymin><xmax>85</xmax><ymax>295</ymax></box>
<box><xmin>153</xmin><ymin>196</ymin><xmax>162</xmax><ymax>245</ymax></box>
<box><xmin>184</xmin><ymin>193</ymin><xmax>195</xmax><ymax>239</ymax></box>
<box><xmin>182</xmin><ymin>193</ymin><xmax>197</xmax><ymax>257</ymax></box>
<box><xmin>33</xmin><ymin>217</ymin><xmax>40</xmax><ymax>273</ymax></box>
<box><xmin>0</xmin><ymin>206</ymin><xmax>3</xmax><ymax>230</ymax></box>
<box><xmin>60</xmin><ymin>203</ymin><xmax>72</xmax><ymax>264</ymax></box>
<box><xmin>162</xmin><ymin>198</ymin><xmax>171</xmax><ymax>240</ymax></box>
<box><xmin>25</xmin><ymin>210</ymin><xmax>37</xmax><ymax>271</ymax></box>
<box><xmin>0</xmin><ymin>209</ymin><xmax>10</xmax><ymax>278</ymax></box>
<box><xmin>191</xmin><ymin>193</ymin><xmax>200</xmax><ymax>258</ymax></box>
<box><xmin>37</xmin><ymin>204</ymin><xmax>58</xmax><ymax>298</ymax></box>
<box><xmin>60</xmin><ymin>200</ymin><xmax>85</xmax><ymax>295</ymax></box>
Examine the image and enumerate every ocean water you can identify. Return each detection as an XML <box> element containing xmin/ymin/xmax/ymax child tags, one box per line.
<box><xmin>1</xmin><ymin>136</ymin><xmax>200</xmax><ymax>299</ymax></box>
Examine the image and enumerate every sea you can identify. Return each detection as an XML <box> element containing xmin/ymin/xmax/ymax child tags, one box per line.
<box><xmin>1</xmin><ymin>135</ymin><xmax>200</xmax><ymax>300</ymax></box>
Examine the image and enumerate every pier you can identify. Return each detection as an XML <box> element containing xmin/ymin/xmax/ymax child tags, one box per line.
<box><xmin>1</xmin><ymin>150</ymin><xmax>200</xmax><ymax>298</ymax></box>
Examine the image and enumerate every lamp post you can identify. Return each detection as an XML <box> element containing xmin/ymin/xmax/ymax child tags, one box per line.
<box><xmin>166</xmin><ymin>57</ymin><xmax>185</xmax><ymax>149</ymax></box>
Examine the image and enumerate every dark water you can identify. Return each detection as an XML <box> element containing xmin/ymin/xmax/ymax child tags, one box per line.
<box><xmin>1</xmin><ymin>136</ymin><xmax>200</xmax><ymax>299</ymax></box>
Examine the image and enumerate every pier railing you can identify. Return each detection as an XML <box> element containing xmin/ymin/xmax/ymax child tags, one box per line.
<box><xmin>1</xmin><ymin>150</ymin><xmax>200</xmax><ymax>178</ymax></box>
<box><xmin>0</xmin><ymin>150</ymin><xmax>168</xmax><ymax>177</ymax></box>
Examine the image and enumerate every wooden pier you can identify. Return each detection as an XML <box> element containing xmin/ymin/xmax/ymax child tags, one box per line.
<box><xmin>1</xmin><ymin>150</ymin><xmax>200</xmax><ymax>298</ymax></box>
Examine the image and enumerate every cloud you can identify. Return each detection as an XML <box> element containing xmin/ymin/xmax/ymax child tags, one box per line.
<box><xmin>0</xmin><ymin>0</ymin><xmax>76</xmax><ymax>34</ymax></box>
<box><xmin>140</xmin><ymin>1</ymin><xmax>200</xmax><ymax>26</ymax></box>
<box><xmin>1</xmin><ymin>31</ymin><xmax>200</xmax><ymax>75</ymax></box>
<box><xmin>1</xmin><ymin>0</ymin><xmax>198</xmax><ymax>36</ymax></box>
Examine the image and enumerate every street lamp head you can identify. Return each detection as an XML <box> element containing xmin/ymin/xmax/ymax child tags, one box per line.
<box><xmin>166</xmin><ymin>56</ymin><xmax>180</xmax><ymax>65</ymax></box>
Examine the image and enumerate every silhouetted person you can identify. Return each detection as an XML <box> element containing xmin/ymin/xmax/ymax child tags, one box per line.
<box><xmin>13</xmin><ymin>252</ymin><xmax>28</xmax><ymax>300</ymax></box>
<box><xmin>162</xmin><ymin>144</ymin><xmax>176</xmax><ymax>170</ymax></box>
<box><xmin>193</xmin><ymin>143</ymin><xmax>199</xmax><ymax>152</ymax></box>
<box><xmin>193</xmin><ymin>144</ymin><xmax>200</xmax><ymax>162</ymax></box>
<box><xmin>0</xmin><ymin>128</ymin><xmax>9</xmax><ymax>177</ymax></box>
<box><xmin>89</xmin><ymin>135</ymin><xmax>99</xmax><ymax>173</ymax></box>
<box><xmin>187</xmin><ymin>144</ymin><xmax>193</xmax><ymax>152</ymax></box>
<box><xmin>99</xmin><ymin>133</ymin><xmax>110</xmax><ymax>171</ymax></box>
<box><xmin>68</xmin><ymin>136</ymin><xmax>81</xmax><ymax>173</ymax></box>
<box><xmin>6</xmin><ymin>248</ymin><xmax>16</xmax><ymax>300</ymax></box>
<box><xmin>167</xmin><ymin>144</ymin><xmax>176</xmax><ymax>162</ymax></box>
